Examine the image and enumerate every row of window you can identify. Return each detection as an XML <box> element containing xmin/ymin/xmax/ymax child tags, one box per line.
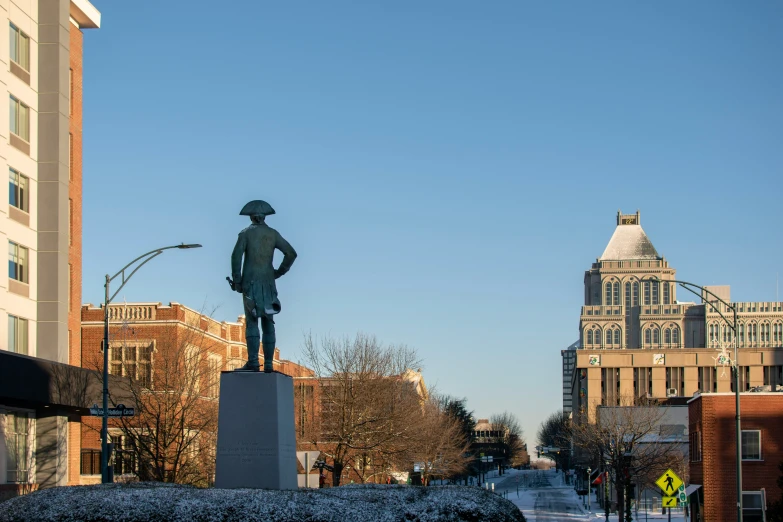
<box><xmin>603</xmin><ymin>280</ymin><xmax>672</xmax><ymax>306</ymax></box>
<box><xmin>107</xmin><ymin>342</ymin><xmax>223</xmax><ymax>398</ymax></box>
<box><xmin>584</xmin><ymin>325</ymin><xmax>682</xmax><ymax>346</ymax></box>
<box><xmin>708</xmin><ymin>321</ymin><xmax>783</xmax><ymax>345</ymax></box>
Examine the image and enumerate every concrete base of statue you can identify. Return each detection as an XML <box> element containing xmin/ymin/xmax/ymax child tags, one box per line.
<box><xmin>214</xmin><ymin>371</ymin><xmax>298</xmax><ymax>489</ymax></box>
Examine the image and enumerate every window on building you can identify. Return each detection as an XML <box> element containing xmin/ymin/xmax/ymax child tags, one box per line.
<box><xmin>742</xmin><ymin>492</ymin><xmax>764</xmax><ymax>522</ymax></box>
<box><xmin>749</xmin><ymin>323</ymin><xmax>757</xmax><ymax>344</ymax></box>
<box><xmin>633</xmin><ymin>282</ymin><xmax>639</xmax><ymax>306</ymax></box>
<box><xmin>587</xmin><ymin>329</ymin><xmax>593</xmax><ymax>345</ymax></box>
<box><xmin>606</xmin><ymin>329</ymin><xmax>612</xmax><ymax>345</ymax></box>
<box><xmin>8</xmin><ymin>240</ymin><xmax>28</xmax><ymax>283</ymax></box>
<box><xmin>644</xmin><ymin>328</ymin><xmax>651</xmax><ymax>345</ymax></box>
<box><xmin>689</xmin><ymin>431</ymin><xmax>702</xmax><ymax>462</ymax></box>
<box><xmin>625</xmin><ymin>283</ymin><xmax>631</xmax><ymax>309</ymax></box>
<box><xmin>774</xmin><ymin>322</ymin><xmax>783</xmax><ymax>344</ymax></box>
<box><xmin>9</xmin><ymin>168</ymin><xmax>29</xmax><ymax>212</ymax></box>
<box><xmin>672</xmin><ymin>327</ymin><xmax>680</xmax><ymax>345</ymax></box>
<box><xmin>763</xmin><ymin>366</ymin><xmax>783</xmax><ymax>388</ymax></box>
<box><xmin>601</xmin><ymin>367</ymin><xmax>620</xmax><ymax>406</ymax></box>
<box><xmin>761</xmin><ymin>323</ymin><xmax>770</xmax><ymax>343</ymax></box>
<box><xmin>9</xmin><ymin>23</ymin><xmax>30</xmax><ymax>71</ymax></box>
<box><xmin>652</xmin><ymin>281</ymin><xmax>659</xmax><ymax>305</ymax></box>
<box><xmin>741</xmin><ymin>430</ymin><xmax>761</xmax><ymax>460</ymax></box>
<box><xmin>633</xmin><ymin>367</ymin><xmax>653</xmax><ymax>398</ymax></box>
<box><xmin>605</xmin><ymin>283</ymin><xmax>612</xmax><ymax>306</ymax></box>
<box><xmin>664</xmin><ymin>328</ymin><xmax>671</xmax><ymax>344</ymax></box>
<box><xmin>643</xmin><ymin>281</ymin><xmax>651</xmax><ymax>305</ymax></box>
<box><xmin>109</xmin><ymin>342</ymin><xmax>153</xmax><ymax>387</ymax></box>
<box><xmin>6</xmin><ymin>412</ymin><xmax>30</xmax><ymax>483</ymax></box>
<box><xmin>653</xmin><ymin>328</ymin><xmax>660</xmax><ymax>345</ymax></box>
<box><xmin>8</xmin><ymin>315</ymin><xmax>28</xmax><ymax>355</ymax></box>
<box><xmin>614</xmin><ymin>328</ymin><xmax>620</xmax><ymax>346</ymax></box>
<box><xmin>666</xmin><ymin>367</ymin><xmax>684</xmax><ymax>395</ymax></box>
<box><xmin>698</xmin><ymin>366</ymin><xmax>718</xmax><ymax>393</ymax></box>
<box><xmin>739</xmin><ymin>323</ymin><xmax>745</xmax><ymax>344</ymax></box>
<box><xmin>206</xmin><ymin>355</ymin><xmax>221</xmax><ymax>398</ymax></box>
<box><xmin>613</xmin><ymin>282</ymin><xmax>620</xmax><ymax>306</ymax></box>
<box><xmin>663</xmin><ymin>283</ymin><xmax>670</xmax><ymax>305</ymax></box>
<box><xmin>9</xmin><ymin>95</ymin><xmax>30</xmax><ymax>142</ymax></box>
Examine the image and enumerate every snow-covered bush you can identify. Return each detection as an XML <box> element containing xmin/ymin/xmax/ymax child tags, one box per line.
<box><xmin>0</xmin><ymin>483</ymin><xmax>525</xmax><ymax>522</ymax></box>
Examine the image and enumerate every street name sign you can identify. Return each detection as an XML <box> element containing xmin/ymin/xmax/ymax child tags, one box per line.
<box><xmin>655</xmin><ymin>468</ymin><xmax>683</xmax><ymax>496</ymax></box>
<box><xmin>89</xmin><ymin>403</ymin><xmax>135</xmax><ymax>417</ymax></box>
<box><xmin>662</xmin><ymin>496</ymin><xmax>677</xmax><ymax>508</ymax></box>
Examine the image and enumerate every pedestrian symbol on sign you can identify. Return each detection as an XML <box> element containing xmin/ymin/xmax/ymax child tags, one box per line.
<box><xmin>664</xmin><ymin>473</ymin><xmax>675</xmax><ymax>493</ymax></box>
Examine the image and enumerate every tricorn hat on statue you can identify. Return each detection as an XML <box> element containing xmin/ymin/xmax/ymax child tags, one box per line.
<box><xmin>239</xmin><ymin>200</ymin><xmax>276</xmax><ymax>217</ymax></box>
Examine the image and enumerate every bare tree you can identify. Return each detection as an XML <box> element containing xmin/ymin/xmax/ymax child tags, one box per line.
<box><xmin>537</xmin><ymin>410</ymin><xmax>571</xmax><ymax>470</ymax></box>
<box><xmin>572</xmin><ymin>396</ymin><xmax>686</xmax><ymax>522</ymax></box>
<box><xmin>302</xmin><ymin>332</ymin><xmax>422</xmax><ymax>486</ymax></box>
<box><xmin>489</xmin><ymin>411</ymin><xmax>527</xmax><ymax>469</ymax></box>
<box><xmin>89</xmin><ymin>308</ymin><xmax>221</xmax><ymax>486</ymax></box>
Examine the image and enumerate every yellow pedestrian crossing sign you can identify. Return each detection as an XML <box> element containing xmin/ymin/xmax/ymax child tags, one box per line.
<box><xmin>655</xmin><ymin>469</ymin><xmax>683</xmax><ymax>496</ymax></box>
<box><xmin>662</xmin><ymin>496</ymin><xmax>678</xmax><ymax>507</ymax></box>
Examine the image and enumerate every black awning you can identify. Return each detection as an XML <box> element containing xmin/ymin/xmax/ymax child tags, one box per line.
<box><xmin>0</xmin><ymin>351</ymin><xmax>132</xmax><ymax>415</ymax></box>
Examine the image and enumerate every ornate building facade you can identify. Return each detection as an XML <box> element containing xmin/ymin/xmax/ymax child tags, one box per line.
<box><xmin>569</xmin><ymin>211</ymin><xmax>783</xmax><ymax>421</ymax></box>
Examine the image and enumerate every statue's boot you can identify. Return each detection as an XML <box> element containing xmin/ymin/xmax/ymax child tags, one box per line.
<box><xmin>238</xmin><ymin>335</ymin><xmax>261</xmax><ymax>371</ymax></box>
<box><xmin>263</xmin><ymin>342</ymin><xmax>275</xmax><ymax>373</ymax></box>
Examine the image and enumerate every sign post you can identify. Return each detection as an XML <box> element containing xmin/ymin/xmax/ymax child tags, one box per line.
<box><xmin>655</xmin><ymin>469</ymin><xmax>684</xmax><ymax>522</ymax></box>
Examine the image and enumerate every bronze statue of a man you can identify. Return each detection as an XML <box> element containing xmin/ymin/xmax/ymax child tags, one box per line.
<box><xmin>230</xmin><ymin>200</ymin><xmax>297</xmax><ymax>372</ymax></box>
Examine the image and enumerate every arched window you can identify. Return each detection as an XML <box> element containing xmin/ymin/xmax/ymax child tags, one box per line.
<box><xmin>761</xmin><ymin>322</ymin><xmax>770</xmax><ymax>342</ymax></box>
<box><xmin>587</xmin><ymin>330</ymin><xmax>593</xmax><ymax>345</ymax></box>
<box><xmin>739</xmin><ymin>323</ymin><xmax>745</xmax><ymax>343</ymax></box>
<box><xmin>665</xmin><ymin>328</ymin><xmax>671</xmax><ymax>344</ymax></box>
<box><xmin>673</xmin><ymin>327</ymin><xmax>680</xmax><ymax>345</ymax></box>
<box><xmin>645</xmin><ymin>328</ymin><xmax>651</xmax><ymax>345</ymax></box>
<box><xmin>774</xmin><ymin>322</ymin><xmax>783</xmax><ymax>344</ymax></box>
<box><xmin>625</xmin><ymin>283</ymin><xmax>631</xmax><ymax>309</ymax></box>
<box><xmin>633</xmin><ymin>282</ymin><xmax>639</xmax><ymax>306</ymax></box>
<box><xmin>644</xmin><ymin>281</ymin><xmax>651</xmax><ymax>305</ymax></box>
<box><xmin>723</xmin><ymin>324</ymin><xmax>728</xmax><ymax>343</ymax></box>
<box><xmin>614</xmin><ymin>329</ymin><xmax>621</xmax><ymax>345</ymax></box>
<box><xmin>663</xmin><ymin>283</ymin><xmax>670</xmax><ymax>305</ymax></box>
<box><xmin>606</xmin><ymin>330</ymin><xmax>612</xmax><ymax>345</ymax></box>
<box><xmin>652</xmin><ymin>282</ymin><xmax>659</xmax><ymax>305</ymax></box>
<box><xmin>613</xmin><ymin>282</ymin><xmax>620</xmax><ymax>305</ymax></box>
<box><xmin>605</xmin><ymin>283</ymin><xmax>612</xmax><ymax>305</ymax></box>
<box><xmin>750</xmin><ymin>323</ymin><xmax>757</xmax><ymax>343</ymax></box>
<box><xmin>653</xmin><ymin>328</ymin><xmax>660</xmax><ymax>344</ymax></box>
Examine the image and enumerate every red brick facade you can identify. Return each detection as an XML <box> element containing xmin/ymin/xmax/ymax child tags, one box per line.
<box><xmin>67</xmin><ymin>23</ymin><xmax>84</xmax><ymax>487</ymax></box>
<box><xmin>689</xmin><ymin>393</ymin><xmax>783</xmax><ymax>522</ymax></box>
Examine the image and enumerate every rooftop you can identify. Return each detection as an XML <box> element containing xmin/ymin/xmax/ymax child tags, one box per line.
<box><xmin>599</xmin><ymin>220</ymin><xmax>660</xmax><ymax>261</ymax></box>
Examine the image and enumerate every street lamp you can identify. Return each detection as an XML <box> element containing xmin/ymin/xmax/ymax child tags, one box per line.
<box><xmin>652</xmin><ymin>277</ymin><xmax>742</xmax><ymax>521</ymax></box>
<box><xmin>587</xmin><ymin>467</ymin><xmax>591</xmax><ymax>513</ymax></box>
<box><xmin>100</xmin><ymin>243</ymin><xmax>201</xmax><ymax>484</ymax></box>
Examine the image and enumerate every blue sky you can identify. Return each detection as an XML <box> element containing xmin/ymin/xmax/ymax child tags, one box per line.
<box><xmin>80</xmin><ymin>1</ymin><xmax>783</xmax><ymax>446</ymax></box>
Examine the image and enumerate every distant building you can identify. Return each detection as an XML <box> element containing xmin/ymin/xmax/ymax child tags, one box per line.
<box><xmin>561</xmin><ymin>340</ymin><xmax>579</xmax><ymax>415</ymax></box>
<box><xmin>568</xmin><ymin>210</ymin><xmax>783</xmax><ymax>422</ymax></box>
<box><xmin>688</xmin><ymin>393</ymin><xmax>783</xmax><ymax>522</ymax></box>
<box><xmin>1</xmin><ymin>0</ymin><xmax>101</xmax><ymax>498</ymax></box>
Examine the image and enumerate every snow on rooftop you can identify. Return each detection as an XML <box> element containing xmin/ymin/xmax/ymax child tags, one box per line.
<box><xmin>599</xmin><ymin>224</ymin><xmax>659</xmax><ymax>261</ymax></box>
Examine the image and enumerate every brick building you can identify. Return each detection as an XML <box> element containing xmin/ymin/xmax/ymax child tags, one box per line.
<box><xmin>79</xmin><ymin>301</ymin><xmax>313</xmax><ymax>484</ymax></box>
<box><xmin>688</xmin><ymin>392</ymin><xmax>783</xmax><ymax>522</ymax></box>
<box><xmin>1</xmin><ymin>0</ymin><xmax>100</xmax><ymax>498</ymax></box>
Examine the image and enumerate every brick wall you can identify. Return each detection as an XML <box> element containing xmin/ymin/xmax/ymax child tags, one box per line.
<box><xmin>68</xmin><ymin>23</ymin><xmax>84</xmax><ymax>487</ymax></box>
<box><xmin>690</xmin><ymin>394</ymin><xmax>783</xmax><ymax>522</ymax></box>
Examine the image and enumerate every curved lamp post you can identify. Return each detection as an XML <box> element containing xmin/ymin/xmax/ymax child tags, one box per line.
<box><xmin>652</xmin><ymin>277</ymin><xmax>742</xmax><ymax>521</ymax></box>
<box><xmin>100</xmin><ymin>243</ymin><xmax>202</xmax><ymax>483</ymax></box>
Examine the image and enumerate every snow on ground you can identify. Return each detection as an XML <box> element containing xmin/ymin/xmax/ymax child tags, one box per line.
<box><xmin>0</xmin><ymin>482</ymin><xmax>525</xmax><ymax>522</ymax></box>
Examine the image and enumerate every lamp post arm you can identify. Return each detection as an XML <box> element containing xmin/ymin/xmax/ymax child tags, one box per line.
<box><xmin>106</xmin><ymin>244</ymin><xmax>196</xmax><ymax>304</ymax></box>
<box><xmin>655</xmin><ymin>278</ymin><xmax>737</xmax><ymax>331</ymax></box>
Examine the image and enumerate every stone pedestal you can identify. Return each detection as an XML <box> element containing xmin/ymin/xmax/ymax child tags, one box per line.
<box><xmin>214</xmin><ymin>371</ymin><xmax>297</xmax><ymax>489</ymax></box>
